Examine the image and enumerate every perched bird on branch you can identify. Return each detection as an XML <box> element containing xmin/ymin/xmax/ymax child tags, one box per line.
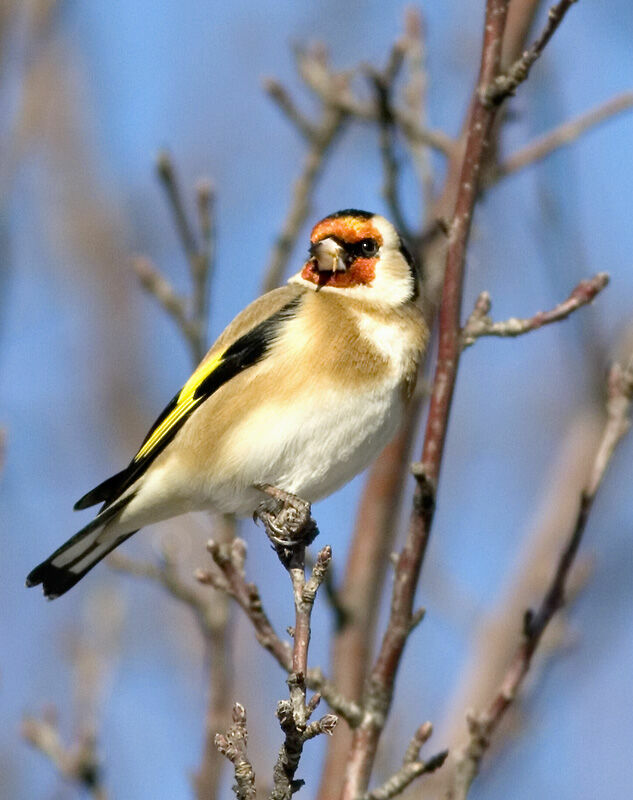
<box><xmin>27</xmin><ymin>210</ymin><xmax>428</xmax><ymax>598</ymax></box>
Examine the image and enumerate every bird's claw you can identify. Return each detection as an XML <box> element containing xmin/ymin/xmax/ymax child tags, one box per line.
<box><xmin>253</xmin><ymin>485</ymin><xmax>319</xmax><ymax>561</ymax></box>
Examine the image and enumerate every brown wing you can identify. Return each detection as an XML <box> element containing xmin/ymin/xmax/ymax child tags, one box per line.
<box><xmin>74</xmin><ymin>284</ymin><xmax>307</xmax><ymax>510</ymax></box>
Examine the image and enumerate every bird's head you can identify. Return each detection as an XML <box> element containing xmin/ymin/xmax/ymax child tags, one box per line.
<box><xmin>289</xmin><ymin>210</ymin><xmax>419</xmax><ymax>306</ymax></box>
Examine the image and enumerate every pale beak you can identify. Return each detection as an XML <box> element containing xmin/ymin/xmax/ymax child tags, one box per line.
<box><xmin>311</xmin><ymin>237</ymin><xmax>348</xmax><ymax>273</ymax></box>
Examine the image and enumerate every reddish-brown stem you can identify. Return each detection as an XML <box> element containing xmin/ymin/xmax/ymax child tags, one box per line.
<box><xmin>339</xmin><ymin>3</ymin><xmax>511</xmax><ymax>796</ymax></box>
<box><xmin>461</xmin><ymin>273</ymin><xmax>610</xmax><ymax>348</ymax></box>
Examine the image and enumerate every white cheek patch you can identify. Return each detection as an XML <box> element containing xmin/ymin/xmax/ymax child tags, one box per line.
<box><xmin>289</xmin><ymin>215</ymin><xmax>415</xmax><ymax>307</ymax></box>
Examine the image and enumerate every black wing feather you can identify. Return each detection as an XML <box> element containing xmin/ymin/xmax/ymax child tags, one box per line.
<box><xmin>74</xmin><ymin>295</ymin><xmax>302</xmax><ymax>510</ymax></box>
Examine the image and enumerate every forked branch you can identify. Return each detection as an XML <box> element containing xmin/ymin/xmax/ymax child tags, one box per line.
<box><xmin>461</xmin><ymin>273</ymin><xmax>609</xmax><ymax>348</ymax></box>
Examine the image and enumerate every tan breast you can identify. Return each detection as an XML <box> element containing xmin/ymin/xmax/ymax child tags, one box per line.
<box><xmin>168</xmin><ymin>289</ymin><xmax>427</xmax><ymax>478</ymax></box>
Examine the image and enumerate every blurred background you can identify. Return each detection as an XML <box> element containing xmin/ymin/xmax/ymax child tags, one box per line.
<box><xmin>1</xmin><ymin>1</ymin><xmax>632</xmax><ymax>798</ymax></box>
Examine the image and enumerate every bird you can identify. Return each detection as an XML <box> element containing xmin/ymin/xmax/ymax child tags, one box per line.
<box><xmin>27</xmin><ymin>209</ymin><xmax>428</xmax><ymax>599</ymax></box>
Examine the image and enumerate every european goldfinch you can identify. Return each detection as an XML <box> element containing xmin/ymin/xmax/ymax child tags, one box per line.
<box><xmin>27</xmin><ymin>210</ymin><xmax>428</xmax><ymax>599</ymax></box>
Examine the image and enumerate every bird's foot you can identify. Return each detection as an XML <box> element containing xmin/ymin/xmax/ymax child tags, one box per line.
<box><xmin>254</xmin><ymin>485</ymin><xmax>319</xmax><ymax>565</ymax></box>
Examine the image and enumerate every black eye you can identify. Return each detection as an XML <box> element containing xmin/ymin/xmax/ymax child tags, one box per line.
<box><xmin>359</xmin><ymin>238</ymin><xmax>378</xmax><ymax>257</ymax></box>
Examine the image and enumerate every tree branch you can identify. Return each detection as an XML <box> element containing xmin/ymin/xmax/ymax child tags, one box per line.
<box><xmin>261</xmin><ymin>46</ymin><xmax>349</xmax><ymax>292</ymax></box>
<box><xmin>339</xmin><ymin>4</ymin><xmax>513</xmax><ymax>795</ymax></box>
<box><xmin>215</xmin><ymin>703</ymin><xmax>257</xmax><ymax>800</ymax></box>
<box><xmin>483</xmin><ymin>0</ymin><xmax>578</xmax><ymax>107</ymax></box>
<box><xmin>368</xmin><ymin>44</ymin><xmax>415</xmax><ymax>242</ymax></box>
<box><xmin>270</xmin><ymin>545</ymin><xmax>335</xmax><ymax>800</ymax></box>
<box><xmin>401</xmin><ymin>8</ymin><xmax>436</xmax><ymax>221</ymax></box>
<box><xmin>449</xmin><ymin>357</ymin><xmax>633</xmax><ymax>799</ymax></box>
<box><xmin>22</xmin><ymin>715</ymin><xmax>106</xmax><ymax>800</ymax></box>
<box><xmin>496</xmin><ymin>91</ymin><xmax>633</xmax><ymax>178</ymax></box>
<box><xmin>141</xmin><ymin>151</ymin><xmax>215</xmax><ymax>363</ymax></box>
<box><xmin>196</xmin><ymin>537</ymin><xmax>362</xmax><ymax>726</ymax></box>
<box><xmin>359</xmin><ymin>722</ymin><xmax>447</xmax><ymax>800</ymax></box>
<box><xmin>461</xmin><ymin>273</ymin><xmax>609</xmax><ymax>348</ymax></box>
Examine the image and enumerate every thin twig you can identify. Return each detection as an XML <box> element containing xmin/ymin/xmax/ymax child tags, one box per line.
<box><xmin>140</xmin><ymin>151</ymin><xmax>215</xmax><ymax>363</ymax></box>
<box><xmin>449</xmin><ymin>358</ymin><xmax>633</xmax><ymax>800</ymax></box>
<box><xmin>207</xmin><ymin>491</ymin><xmax>338</xmax><ymax>798</ymax></box>
<box><xmin>133</xmin><ymin>255</ymin><xmax>198</xmax><ymax>342</ymax></box>
<box><xmin>196</xmin><ymin>537</ymin><xmax>361</xmax><ymax>726</ymax></box>
<box><xmin>424</xmin><ymin>411</ymin><xmax>600</xmax><ymax>798</ymax></box>
<box><xmin>215</xmin><ymin>703</ymin><xmax>257</xmax><ymax>800</ymax></box>
<box><xmin>358</xmin><ymin>721</ymin><xmax>447</xmax><ymax>800</ymax></box>
<box><xmin>401</xmin><ymin>7</ymin><xmax>436</xmax><ymax>222</ymax></box>
<box><xmin>22</xmin><ymin>715</ymin><xmax>106</xmax><ymax>800</ymax></box>
<box><xmin>262</xmin><ymin>104</ymin><xmax>345</xmax><ymax>293</ymax></box>
<box><xmin>270</xmin><ymin>545</ymin><xmax>335</xmax><ymax>800</ymax></box>
<box><xmin>197</xmin><ymin>537</ymin><xmax>293</xmax><ymax>669</ymax></box>
<box><xmin>261</xmin><ymin>44</ymin><xmax>358</xmax><ymax>292</ymax></box>
<box><xmin>263</xmin><ymin>77</ymin><xmax>317</xmax><ymax>142</ymax></box>
<box><xmin>193</xmin><ymin>179</ymin><xmax>215</xmax><ymax>344</ymax></box>
<box><xmin>496</xmin><ymin>91</ymin><xmax>633</xmax><ymax>178</ymax></box>
<box><xmin>483</xmin><ymin>0</ymin><xmax>578</xmax><ymax>107</ymax></box>
<box><xmin>461</xmin><ymin>273</ymin><xmax>609</xmax><ymax>348</ymax></box>
<box><xmin>156</xmin><ymin>150</ymin><xmax>200</xmax><ymax>266</ymax></box>
<box><xmin>368</xmin><ymin>45</ymin><xmax>414</xmax><ymax>241</ymax></box>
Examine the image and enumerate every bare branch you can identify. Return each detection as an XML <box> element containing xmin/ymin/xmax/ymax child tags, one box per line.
<box><xmin>261</xmin><ymin>44</ymin><xmax>366</xmax><ymax>292</ymax></box>
<box><xmin>263</xmin><ymin>77</ymin><xmax>317</xmax><ymax>142</ymax></box>
<box><xmin>196</xmin><ymin>537</ymin><xmax>361</xmax><ymax>726</ymax></box>
<box><xmin>215</xmin><ymin>703</ymin><xmax>257</xmax><ymax>800</ymax></box>
<box><xmin>146</xmin><ymin>151</ymin><xmax>216</xmax><ymax>362</ymax></box>
<box><xmin>355</xmin><ymin>721</ymin><xmax>447</xmax><ymax>800</ymax></box>
<box><xmin>193</xmin><ymin>178</ymin><xmax>216</xmax><ymax>341</ymax></box>
<box><xmin>401</xmin><ymin>7</ymin><xmax>436</xmax><ymax>220</ymax></box>
<box><xmin>497</xmin><ymin>91</ymin><xmax>633</xmax><ymax>178</ymax></box>
<box><xmin>133</xmin><ymin>255</ymin><xmax>197</xmax><ymax>339</ymax></box>
<box><xmin>197</xmin><ymin>537</ymin><xmax>293</xmax><ymax>668</ymax></box>
<box><xmin>483</xmin><ymin>0</ymin><xmax>578</xmax><ymax>107</ymax></box>
<box><xmin>263</xmin><ymin>111</ymin><xmax>344</xmax><ymax>293</ymax></box>
<box><xmin>450</xmin><ymin>358</ymin><xmax>633</xmax><ymax>799</ymax></box>
<box><xmin>108</xmin><ymin>548</ymin><xmax>219</xmax><ymax>638</ymax></box>
<box><xmin>368</xmin><ymin>45</ymin><xmax>414</xmax><ymax>241</ymax></box>
<box><xmin>291</xmin><ymin>37</ymin><xmax>455</xmax><ymax>161</ymax></box>
<box><xmin>22</xmin><ymin>715</ymin><xmax>106</xmax><ymax>800</ymax></box>
<box><xmin>156</xmin><ymin>149</ymin><xmax>200</xmax><ymax>267</ymax></box>
<box><xmin>461</xmin><ymin>273</ymin><xmax>609</xmax><ymax>348</ymax></box>
<box><xmin>340</xmin><ymin>3</ymin><xmax>512</xmax><ymax>796</ymax></box>
<box><xmin>270</xmin><ymin>545</ymin><xmax>337</xmax><ymax>800</ymax></box>
<box><xmin>363</xmin><ymin>753</ymin><xmax>447</xmax><ymax>800</ymax></box>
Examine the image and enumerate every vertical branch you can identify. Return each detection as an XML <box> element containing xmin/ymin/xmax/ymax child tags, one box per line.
<box><xmin>153</xmin><ymin>151</ymin><xmax>216</xmax><ymax>363</ymax></box>
<box><xmin>401</xmin><ymin>8</ymin><xmax>436</xmax><ymax>223</ymax></box>
<box><xmin>340</xmin><ymin>3</ymin><xmax>512</xmax><ymax>796</ymax></box>
<box><xmin>261</xmin><ymin>46</ymin><xmax>350</xmax><ymax>292</ymax></box>
<box><xmin>126</xmin><ymin>153</ymin><xmax>236</xmax><ymax>798</ymax></box>
<box><xmin>262</xmin><ymin>104</ymin><xmax>345</xmax><ymax>293</ymax></box>
<box><xmin>270</xmin><ymin>546</ymin><xmax>338</xmax><ymax>800</ymax></box>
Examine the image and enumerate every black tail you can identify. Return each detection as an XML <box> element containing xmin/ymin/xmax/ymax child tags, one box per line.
<box><xmin>73</xmin><ymin>467</ymin><xmax>131</xmax><ymax>510</ymax></box>
<box><xmin>27</xmin><ymin>497</ymin><xmax>137</xmax><ymax>600</ymax></box>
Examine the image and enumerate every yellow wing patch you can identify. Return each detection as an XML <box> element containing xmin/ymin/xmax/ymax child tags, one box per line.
<box><xmin>134</xmin><ymin>351</ymin><xmax>224</xmax><ymax>462</ymax></box>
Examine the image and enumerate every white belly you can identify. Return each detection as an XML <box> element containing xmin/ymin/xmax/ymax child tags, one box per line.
<box><xmin>198</xmin><ymin>379</ymin><xmax>404</xmax><ymax>515</ymax></box>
